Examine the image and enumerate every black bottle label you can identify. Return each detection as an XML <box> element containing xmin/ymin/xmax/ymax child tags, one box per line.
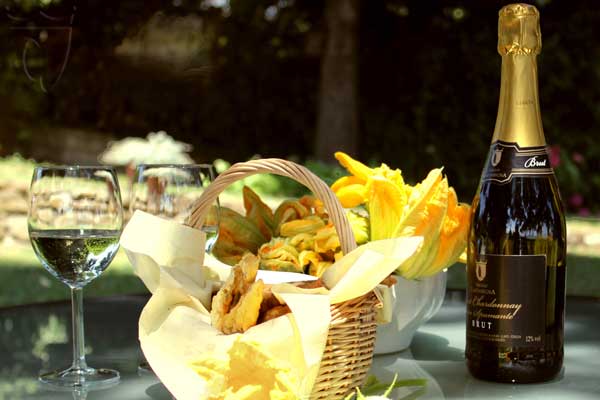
<box><xmin>467</xmin><ymin>254</ymin><xmax>546</xmax><ymax>347</ymax></box>
<box><xmin>482</xmin><ymin>140</ymin><xmax>553</xmax><ymax>184</ymax></box>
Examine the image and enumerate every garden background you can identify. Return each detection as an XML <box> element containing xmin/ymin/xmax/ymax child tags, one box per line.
<box><xmin>0</xmin><ymin>0</ymin><xmax>599</xmax><ymax>307</ymax></box>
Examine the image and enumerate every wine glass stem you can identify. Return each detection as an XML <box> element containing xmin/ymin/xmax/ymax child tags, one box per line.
<box><xmin>71</xmin><ymin>287</ymin><xmax>89</xmax><ymax>371</ymax></box>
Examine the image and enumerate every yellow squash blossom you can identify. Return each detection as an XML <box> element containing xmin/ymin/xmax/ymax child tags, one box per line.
<box><xmin>366</xmin><ymin>176</ymin><xmax>407</xmax><ymax>241</ymax></box>
<box><xmin>332</xmin><ymin>152</ymin><xmax>471</xmax><ymax>279</ymax></box>
<box><xmin>397</xmin><ymin>176</ymin><xmax>449</xmax><ymax>279</ymax></box>
<box><xmin>243</xmin><ymin>186</ymin><xmax>275</xmax><ymax>240</ymax></box>
<box><xmin>420</xmin><ymin>188</ymin><xmax>471</xmax><ymax>277</ymax></box>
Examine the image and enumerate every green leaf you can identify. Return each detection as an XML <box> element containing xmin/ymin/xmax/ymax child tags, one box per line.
<box><xmin>345</xmin><ymin>374</ymin><xmax>428</xmax><ymax>400</ymax></box>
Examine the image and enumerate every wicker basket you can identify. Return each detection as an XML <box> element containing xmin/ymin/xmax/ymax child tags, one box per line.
<box><xmin>186</xmin><ymin>158</ymin><xmax>380</xmax><ymax>400</ymax></box>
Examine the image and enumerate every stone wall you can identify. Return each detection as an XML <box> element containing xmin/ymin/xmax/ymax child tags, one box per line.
<box><xmin>0</xmin><ymin>180</ymin><xmax>133</xmax><ymax>247</ymax></box>
<box><xmin>0</xmin><ymin>180</ymin><xmax>30</xmax><ymax>246</ymax></box>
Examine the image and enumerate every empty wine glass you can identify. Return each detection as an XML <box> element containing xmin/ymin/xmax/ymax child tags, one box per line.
<box><xmin>28</xmin><ymin>166</ymin><xmax>123</xmax><ymax>388</ymax></box>
<box><xmin>128</xmin><ymin>163</ymin><xmax>219</xmax><ymax>373</ymax></box>
<box><xmin>129</xmin><ymin>163</ymin><xmax>220</xmax><ymax>251</ymax></box>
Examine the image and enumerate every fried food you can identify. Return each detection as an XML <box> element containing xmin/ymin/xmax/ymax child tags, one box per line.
<box><xmin>211</xmin><ymin>256</ymin><xmax>328</xmax><ymax>333</ymax></box>
<box><xmin>211</xmin><ymin>253</ymin><xmax>264</xmax><ymax>334</ymax></box>
<box><xmin>220</xmin><ymin>280</ymin><xmax>264</xmax><ymax>334</ymax></box>
<box><xmin>257</xmin><ymin>279</ymin><xmax>326</xmax><ymax>323</ymax></box>
<box><xmin>259</xmin><ymin>305</ymin><xmax>291</xmax><ymax>324</ymax></box>
<box><xmin>259</xmin><ymin>285</ymin><xmax>282</xmax><ymax>316</ymax></box>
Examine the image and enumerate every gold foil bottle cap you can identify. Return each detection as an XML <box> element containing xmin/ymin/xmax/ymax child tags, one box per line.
<box><xmin>498</xmin><ymin>3</ymin><xmax>541</xmax><ymax>55</ymax></box>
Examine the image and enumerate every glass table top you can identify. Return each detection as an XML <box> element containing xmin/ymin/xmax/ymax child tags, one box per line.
<box><xmin>0</xmin><ymin>291</ymin><xmax>598</xmax><ymax>399</ymax></box>
<box><xmin>370</xmin><ymin>291</ymin><xmax>600</xmax><ymax>400</ymax></box>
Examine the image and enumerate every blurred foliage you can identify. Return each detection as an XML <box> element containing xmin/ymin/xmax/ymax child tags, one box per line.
<box><xmin>0</xmin><ymin>246</ymin><xmax>144</xmax><ymax>307</ymax></box>
<box><xmin>0</xmin><ymin>0</ymin><xmax>599</xmax><ymax>213</ymax></box>
<box><xmin>215</xmin><ymin>157</ymin><xmax>345</xmax><ymax>198</ymax></box>
<box><xmin>552</xmin><ymin>146</ymin><xmax>598</xmax><ymax>216</ymax></box>
<box><xmin>0</xmin><ymin>153</ymin><xmax>37</xmax><ymax>184</ymax></box>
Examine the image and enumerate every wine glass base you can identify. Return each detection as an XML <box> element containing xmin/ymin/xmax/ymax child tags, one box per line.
<box><xmin>137</xmin><ymin>360</ymin><xmax>154</xmax><ymax>375</ymax></box>
<box><xmin>39</xmin><ymin>366</ymin><xmax>120</xmax><ymax>389</ymax></box>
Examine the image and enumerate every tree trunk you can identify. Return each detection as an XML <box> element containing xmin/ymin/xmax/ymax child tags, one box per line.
<box><xmin>315</xmin><ymin>0</ymin><xmax>359</xmax><ymax>162</ymax></box>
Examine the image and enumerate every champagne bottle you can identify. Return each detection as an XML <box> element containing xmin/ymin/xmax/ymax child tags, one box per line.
<box><xmin>465</xmin><ymin>4</ymin><xmax>566</xmax><ymax>383</ymax></box>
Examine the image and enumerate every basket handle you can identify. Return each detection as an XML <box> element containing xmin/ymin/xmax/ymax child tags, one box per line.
<box><xmin>186</xmin><ymin>158</ymin><xmax>357</xmax><ymax>255</ymax></box>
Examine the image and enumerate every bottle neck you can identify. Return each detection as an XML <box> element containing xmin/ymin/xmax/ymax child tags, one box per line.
<box><xmin>492</xmin><ymin>54</ymin><xmax>546</xmax><ymax>147</ymax></box>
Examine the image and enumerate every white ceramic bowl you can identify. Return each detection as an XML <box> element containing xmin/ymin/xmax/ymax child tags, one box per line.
<box><xmin>374</xmin><ymin>270</ymin><xmax>447</xmax><ymax>354</ymax></box>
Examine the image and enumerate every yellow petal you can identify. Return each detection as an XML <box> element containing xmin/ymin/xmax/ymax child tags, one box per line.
<box><xmin>395</xmin><ymin>169</ymin><xmax>445</xmax><ymax>237</ymax></box>
<box><xmin>273</xmin><ymin>200</ymin><xmax>309</xmax><ymax>235</ymax></box>
<box><xmin>288</xmin><ymin>233</ymin><xmax>315</xmax><ymax>252</ymax></box>
<box><xmin>396</xmin><ymin>238</ymin><xmax>438</xmax><ymax>279</ymax></box>
<box><xmin>299</xmin><ymin>195</ymin><xmax>326</xmax><ymax>218</ymax></box>
<box><xmin>313</xmin><ymin>225</ymin><xmax>341</xmax><ymax>253</ymax></box>
<box><xmin>395</xmin><ymin>177</ymin><xmax>449</xmax><ymax>279</ymax></box>
<box><xmin>334</xmin><ymin>183</ymin><xmax>368</xmax><ymax>208</ymax></box>
<box><xmin>243</xmin><ymin>186</ymin><xmax>275</xmax><ymax>240</ymax></box>
<box><xmin>346</xmin><ymin>210</ymin><xmax>369</xmax><ymax>245</ymax></box>
<box><xmin>279</xmin><ymin>217</ymin><xmax>325</xmax><ymax>237</ymax></box>
<box><xmin>334</xmin><ymin>251</ymin><xmax>343</xmax><ymax>262</ymax></box>
<box><xmin>259</xmin><ymin>259</ymin><xmax>304</xmax><ymax>273</ymax></box>
<box><xmin>211</xmin><ymin>230</ymin><xmax>251</xmax><ymax>266</ymax></box>
<box><xmin>213</xmin><ymin>207</ymin><xmax>268</xmax><ymax>253</ymax></box>
<box><xmin>421</xmin><ymin>189</ymin><xmax>471</xmax><ymax>276</ymax></box>
<box><xmin>299</xmin><ymin>250</ymin><xmax>322</xmax><ymax>276</ymax></box>
<box><xmin>331</xmin><ymin>175</ymin><xmax>365</xmax><ymax>193</ymax></box>
<box><xmin>404</xmin><ymin>237</ymin><xmax>442</xmax><ymax>279</ymax></box>
<box><xmin>367</xmin><ymin>176</ymin><xmax>407</xmax><ymax>241</ymax></box>
<box><xmin>334</xmin><ymin>152</ymin><xmax>374</xmax><ymax>181</ymax></box>
<box><xmin>258</xmin><ymin>238</ymin><xmax>299</xmax><ymax>261</ymax></box>
<box><xmin>382</xmin><ymin>165</ymin><xmax>405</xmax><ymax>188</ymax></box>
<box><xmin>257</xmin><ymin>238</ymin><xmax>303</xmax><ymax>273</ymax></box>
<box><xmin>309</xmin><ymin>261</ymin><xmax>332</xmax><ymax>278</ymax></box>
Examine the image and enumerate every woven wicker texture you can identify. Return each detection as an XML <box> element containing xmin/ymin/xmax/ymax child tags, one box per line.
<box><xmin>185</xmin><ymin>158</ymin><xmax>377</xmax><ymax>399</ymax></box>
<box><xmin>310</xmin><ymin>291</ymin><xmax>380</xmax><ymax>399</ymax></box>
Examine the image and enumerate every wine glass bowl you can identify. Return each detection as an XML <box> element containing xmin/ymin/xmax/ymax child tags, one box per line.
<box><xmin>28</xmin><ymin>166</ymin><xmax>123</xmax><ymax>388</ymax></box>
<box><xmin>129</xmin><ymin>164</ymin><xmax>219</xmax><ymax>251</ymax></box>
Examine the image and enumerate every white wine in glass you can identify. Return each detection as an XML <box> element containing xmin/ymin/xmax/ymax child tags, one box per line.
<box><xmin>28</xmin><ymin>165</ymin><xmax>123</xmax><ymax>388</ymax></box>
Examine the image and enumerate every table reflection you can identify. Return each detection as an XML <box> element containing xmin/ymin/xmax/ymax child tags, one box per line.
<box><xmin>0</xmin><ymin>296</ymin><xmax>161</xmax><ymax>399</ymax></box>
<box><xmin>1</xmin><ymin>292</ymin><xmax>598</xmax><ymax>399</ymax></box>
<box><xmin>377</xmin><ymin>291</ymin><xmax>600</xmax><ymax>400</ymax></box>
<box><xmin>371</xmin><ymin>349</ymin><xmax>445</xmax><ymax>399</ymax></box>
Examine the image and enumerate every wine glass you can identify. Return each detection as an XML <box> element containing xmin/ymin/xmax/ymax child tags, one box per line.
<box><xmin>129</xmin><ymin>163</ymin><xmax>220</xmax><ymax>251</ymax></box>
<box><xmin>128</xmin><ymin>163</ymin><xmax>220</xmax><ymax>373</ymax></box>
<box><xmin>28</xmin><ymin>166</ymin><xmax>123</xmax><ymax>388</ymax></box>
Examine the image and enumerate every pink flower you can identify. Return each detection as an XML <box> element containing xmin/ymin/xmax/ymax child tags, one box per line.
<box><xmin>548</xmin><ymin>145</ymin><xmax>561</xmax><ymax>168</ymax></box>
<box><xmin>578</xmin><ymin>208</ymin><xmax>591</xmax><ymax>217</ymax></box>
<box><xmin>569</xmin><ymin>193</ymin><xmax>584</xmax><ymax>208</ymax></box>
<box><xmin>572</xmin><ymin>152</ymin><xmax>584</xmax><ymax>164</ymax></box>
